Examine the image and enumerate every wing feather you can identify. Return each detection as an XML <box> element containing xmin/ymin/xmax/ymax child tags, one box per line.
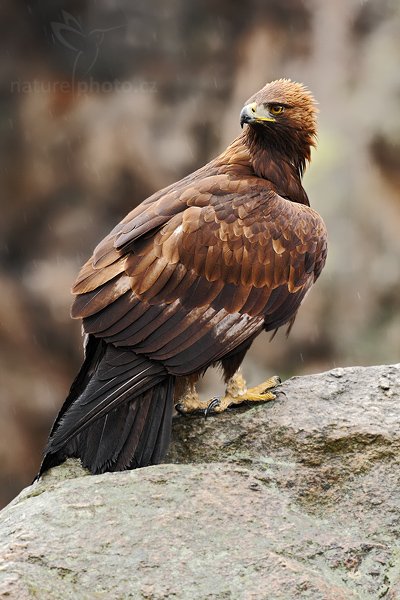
<box><xmin>71</xmin><ymin>173</ymin><xmax>327</xmax><ymax>376</ymax></box>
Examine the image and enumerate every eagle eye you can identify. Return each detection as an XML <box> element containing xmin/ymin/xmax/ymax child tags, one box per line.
<box><xmin>270</xmin><ymin>104</ymin><xmax>285</xmax><ymax>116</ymax></box>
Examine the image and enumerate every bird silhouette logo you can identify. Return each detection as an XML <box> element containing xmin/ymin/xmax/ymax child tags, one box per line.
<box><xmin>51</xmin><ymin>11</ymin><xmax>123</xmax><ymax>86</ymax></box>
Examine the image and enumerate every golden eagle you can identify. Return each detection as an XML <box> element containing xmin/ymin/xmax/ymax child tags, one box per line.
<box><xmin>39</xmin><ymin>79</ymin><xmax>327</xmax><ymax>476</ymax></box>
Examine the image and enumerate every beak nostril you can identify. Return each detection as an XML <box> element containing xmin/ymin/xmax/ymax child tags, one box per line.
<box><xmin>240</xmin><ymin>103</ymin><xmax>258</xmax><ymax>128</ymax></box>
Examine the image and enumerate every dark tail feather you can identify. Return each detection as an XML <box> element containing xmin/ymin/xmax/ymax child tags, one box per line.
<box><xmin>38</xmin><ymin>337</ymin><xmax>174</xmax><ymax>477</ymax></box>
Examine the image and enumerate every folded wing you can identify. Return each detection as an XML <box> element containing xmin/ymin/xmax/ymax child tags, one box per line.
<box><xmin>72</xmin><ymin>174</ymin><xmax>327</xmax><ymax>376</ymax></box>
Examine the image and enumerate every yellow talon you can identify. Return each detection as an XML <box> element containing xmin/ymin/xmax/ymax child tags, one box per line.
<box><xmin>209</xmin><ymin>372</ymin><xmax>280</xmax><ymax>413</ymax></box>
<box><xmin>175</xmin><ymin>371</ymin><xmax>280</xmax><ymax>416</ymax></box>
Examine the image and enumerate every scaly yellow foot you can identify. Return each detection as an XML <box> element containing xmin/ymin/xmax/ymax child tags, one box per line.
<box><xmin>175</xmin><ymin>370</ymin><xmax>281</xmax><ymax>416</ymax></box>
<box><xmin>175</xmin><ymin>384</ymin><xmax>209</xmax><ymax>414</ymax></box>
<box><xmin>208</xmin><ymin>371</ymin><xmax>281</xmax><ymax>414</ymax></box>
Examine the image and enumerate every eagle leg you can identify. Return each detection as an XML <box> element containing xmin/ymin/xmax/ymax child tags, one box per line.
<box><xmin>175</xmin><ymin>382</ymin><xmax>209</xmax><ymax>415</ymax></box>
<box><xmin>175</xmin><ymin>371</ymin><xmax>280</xmax><ymax>416</ymax></box>
<box><xmin>206</xmin><ymin>370</ymin><xmax>281</xmax><ymax>414</ymax></box>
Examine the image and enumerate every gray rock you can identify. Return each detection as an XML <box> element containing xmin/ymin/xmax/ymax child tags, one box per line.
<box><xmin>1</xmin><ymin>364</ymin><xmax>399</xmax><ymax>599</ymax></box>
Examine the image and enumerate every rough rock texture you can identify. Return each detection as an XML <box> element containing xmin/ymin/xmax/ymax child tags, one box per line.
<box><xmin>0</xmin><ymin>364</ymin><xmax>399</xmax><ymax>599</ymax></box>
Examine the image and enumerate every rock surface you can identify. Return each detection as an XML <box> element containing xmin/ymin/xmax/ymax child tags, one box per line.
<box><xmin>0</xmin><ymin>364</ymin><xmax>399</xmax><ymax>599</ymax></box>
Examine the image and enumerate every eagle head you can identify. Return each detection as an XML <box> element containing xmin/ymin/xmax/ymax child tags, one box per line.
<box><xmin>240</xmin><ymin>79</ymin><xmax>318</xmax><ymax>171</ymax></box>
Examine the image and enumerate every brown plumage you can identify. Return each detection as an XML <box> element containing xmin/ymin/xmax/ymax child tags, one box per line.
<box><xmin>39</xmin><ymin>79</ymin><xmax>327</xmax><ymax>476</ymax></box>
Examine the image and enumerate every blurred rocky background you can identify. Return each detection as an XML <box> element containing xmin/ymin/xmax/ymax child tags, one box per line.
<box><xmin>0</xmin><ymin>0</ymin><xmax>399</xmax><ymax>508</ymax></box>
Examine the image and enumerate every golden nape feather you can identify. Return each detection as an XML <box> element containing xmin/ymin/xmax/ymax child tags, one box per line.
<box><xmin>39</xmin><ymin>79</ymin><xmax>327</xmax><ymax>477</ymax></box>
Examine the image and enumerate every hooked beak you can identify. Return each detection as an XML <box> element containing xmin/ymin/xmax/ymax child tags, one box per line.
<box><xmin>240</xmin><ymin>102</ymin><xmax>276</xmax><ymax>128</ymax></box>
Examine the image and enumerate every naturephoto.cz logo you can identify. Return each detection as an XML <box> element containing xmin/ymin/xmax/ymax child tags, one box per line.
<box><xmin>10</xmin><ymin>11</ymin><xmax>156</xmax><ymax>96</ymax></box>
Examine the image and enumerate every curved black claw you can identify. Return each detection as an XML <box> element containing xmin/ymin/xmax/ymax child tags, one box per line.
<box><xmin>260</xmin><ymin>375</ymin><xmax>282</xmax><ymax>394</ymax></box>
<box><xmin>265</xmin><ymin>375</ymin><xmax>282</xmax><ymax>390</ymax></box>
<box><xmin>204</xmin><ymin>396</ymin><xmax>220</xmax><ymax>419</ymax></box>
<box><xmin>174</xmin><ymin>403</ymin><xmax>186</xmax><ymax>416</ymax></box>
